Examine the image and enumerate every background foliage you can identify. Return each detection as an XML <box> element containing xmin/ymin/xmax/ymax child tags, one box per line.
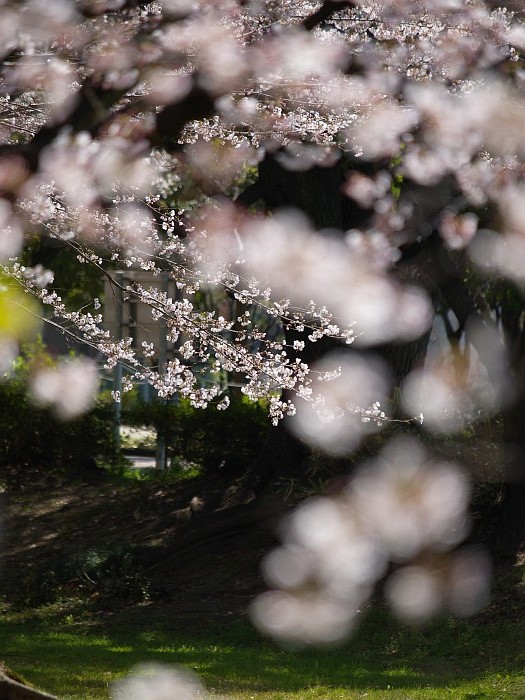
<box><xmin>0</xmin><ymin>343</ymin><xmax>119</xmax><ymax>479</ymax></box>
<box><xmin>121</xmin><ymin>392</ymin><xmax>270</xmax><ymax>478</ymax></box>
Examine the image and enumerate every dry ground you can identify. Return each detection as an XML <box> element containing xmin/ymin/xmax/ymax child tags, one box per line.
<box><xmin>0</xmin><ymin>437</ymin><xmax>521</xmax><ymax>626</ymax></box>
<box><xmin>0</xmin><ymin>465</ymin><xmax>288</xmax><ymax>625</ymax></box>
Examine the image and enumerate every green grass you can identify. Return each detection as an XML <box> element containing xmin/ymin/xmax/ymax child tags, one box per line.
<box><xmin>1</xmin><ymin>602</ymin><xmax>523</xmax><ymax>700</ymax></box>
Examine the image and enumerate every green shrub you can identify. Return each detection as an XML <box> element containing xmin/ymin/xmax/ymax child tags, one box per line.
<box><xmin>0</xmin><ymin>346</ymin><xmax>120</xmax><ymax>480</ymax></box>
<box><xmin>176</xmin><ymin>397</ymin><xmax>270</xmax><ymax>476</ymax></box>
<box><xmin>122</xmin><ymin>394</ymin><xmax>270</xmax><ymax>478</ymax></box>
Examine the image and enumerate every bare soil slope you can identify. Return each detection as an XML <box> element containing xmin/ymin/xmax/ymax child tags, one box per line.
<box><xmin>0</xmin><ymin>466</ymin><xmax>290</xmax><ymax>625</ymax></box>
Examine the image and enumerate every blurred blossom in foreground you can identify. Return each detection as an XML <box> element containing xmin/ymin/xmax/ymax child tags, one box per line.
<box><xmin>29</xmin><ymin>357</ymin><xmax>99</xmax><ymax>420</ymax></box>
<box><xmin>0</xmin><ymin>339</ymin><xmax>18</xmax><ymax>374</ymax></box>
<box><xmin>348</xmin><ymin>103</ymin><xmax>418</xmax><ymax>160</ymax></box>
<box><xmin>0</xmin><ymin>200</ymin><xmax>23</xmax><ymax>260</ymax></box>
<box><xmin>439</xmin><ymin>211</ymin><xmax>478</xmax><ymax>251</ymax></box>
<box><xmin>252</xmin><ymin>27</ymin><xmax>347</xmax><ymax>84</ymax></box>
<box><xmin>240</xmin><ymin>210</ymin><xmax>432</xmax><ymax>344</ymax></box>
<box><xmin>402</xmin><ymin>320</ymin><xmax>511</xmax><ymax>434</ymax></box>
<box><xmin>185</xmin><ymin>140</ymin><xmax>255</xmax><ymax>195</ymax></box>
<box><xmin>112</xmin><ymin>664</ymin><xmax>206</xmax><ymax>700</ymax></box>
<box><xmin>470</xmin><ymin>228</ymin><xmax>525</xmax><ymax>287</ymax></box>
<box><xmin>111</xmin><ymin>203</ymin><xmax>157</xmax><ymax>261</ymax></box>
<box><xmin>7</xmin><ymin>55</ymin><xmax>79</xmax><ymax>124</ymax></box>
<box><xmin>287</xmin><ymin>351</ymin><xmax>390</xmax><ymax>455</ymax></box>
<box><xmin>189</xmin><ymin>199</ymin><xmax>248</xmax><ymax>273</ymax></box>
<box><xmin>385</xmin><ymin>548</ymin><xmax>491</xmax><ymax>624</ymax></box>
<box><xmin>351</xmin><ymin>437</ymin><xmax>470</xmax><ymax>559</ymax></box>
<box><xmin>39</xmin><ymin>132</ymin><xmax>153</xmax><ymax>216</ymax></box>
<box><xmin>251</xmin><ymin>437</ymin><xmax>488</xmax><ymax>645</ymax></box>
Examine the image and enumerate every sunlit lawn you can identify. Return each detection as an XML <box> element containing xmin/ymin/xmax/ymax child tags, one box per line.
<box><xmin>1</xmin><ymin>602</ymin><xmax>524</xmax><ymax>700</ymax></box>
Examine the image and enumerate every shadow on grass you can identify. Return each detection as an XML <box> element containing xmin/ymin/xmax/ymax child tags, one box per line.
<box><xmin>1</xmin><ymin>603</ymin><xmax>524</xmax><ymax>699</ymax></box>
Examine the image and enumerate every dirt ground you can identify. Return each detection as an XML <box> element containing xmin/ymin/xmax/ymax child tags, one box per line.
<box><xmin>0</xmin><ymin>465</ymin><xmax>288</xmax><ymax>624</ymax></box>
<box><xmin>0</xmin><ymin>438</ymin><xmax>522</xmax><ymax>627</ymax></box>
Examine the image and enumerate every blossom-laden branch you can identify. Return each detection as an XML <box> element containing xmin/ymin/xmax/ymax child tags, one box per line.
<box><xmin>0</xmin><ymin>0</ymin><xmax>523</xmax><ymax>426</ymax></box>
<box><xmin>0</xmin><ymin>0</ymin><xmax>522</xmax><ymax>432</ymax></box>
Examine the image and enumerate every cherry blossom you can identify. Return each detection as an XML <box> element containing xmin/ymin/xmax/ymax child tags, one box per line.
<box><xmin>29</xmin><ymin>356</ymin><xmax>100</xmax><ymax>420</ymax></box>
<box><xmin>112</xmin><ymin>664</ymin><xmax>206</xmax><ymax>700</ymax></box>
<box><xmin>251</xmin><ymin>437</ymin><xmax>487</xmax><ymax>644</ymax></box>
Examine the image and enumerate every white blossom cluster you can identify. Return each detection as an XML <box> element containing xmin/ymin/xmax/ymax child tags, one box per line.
<box><xmin>251</xmin><ymin>436</ymin><xmax>491</xmax><ymax>644</ymax></box>
<box><xmin>112</xmin><ymin>664</ymin><xmax>206</xmax><ymax>700</ymax></box>
<box><xmin>0</xmin><ymin>0</ymin><xmax>523</xmax><ymax>357</ymax></box>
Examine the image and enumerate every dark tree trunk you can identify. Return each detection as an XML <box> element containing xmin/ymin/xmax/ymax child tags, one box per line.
<box><xmin>230</xmin><ymin>157</ymin><xmax>355</xmax><ymax>501</ymax></box>
<box><xmin>496</xmin><ymin>343</ymin><xmax>525</xmax><ymax>560</ymax></box>
<box><xmin>233</xmin><ymin>153</ymin><xmax>432</xmax><ymax>499</ymax></box>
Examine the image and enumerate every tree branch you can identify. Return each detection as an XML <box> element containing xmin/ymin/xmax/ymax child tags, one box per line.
<box><xmin>302</xmin><ymin>1</ymin><xmax>355</xmax><ymax>31</ymax></box>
